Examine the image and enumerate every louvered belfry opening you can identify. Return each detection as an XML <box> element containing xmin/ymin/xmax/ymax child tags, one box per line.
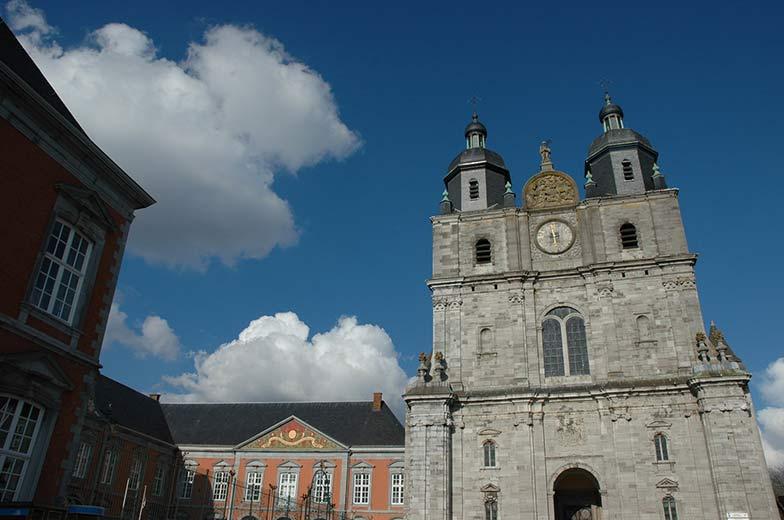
<box><xmin>475</xmin><ymin>239</ymin><xmax>491</xmax><ymax>264</ymax></box>
<box><xmin>469</xmin><ymin>179</ymin><xmax>479</xmax><ymax>200</ymax></box>
<box><xmin>620</xmin><ymin>223</ymin><xmax>638</xmax><ymax>249</ymax></box>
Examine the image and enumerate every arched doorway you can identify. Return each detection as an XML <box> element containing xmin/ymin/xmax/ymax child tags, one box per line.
<box><xmin>553</xmin><ymin>468</ymin><xmax>602</xmax><ymax>520</ymax></box>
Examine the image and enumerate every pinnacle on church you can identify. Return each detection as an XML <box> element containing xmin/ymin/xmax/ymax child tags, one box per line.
<box><xmin>599</xmin><ymin>91</ymin><xmax>624</xmax><ymax>131</ymax></box>
<box><xmin>465</xmin><ymin>112</ymin><xmax>487</xmax><ymax>149</ymax></box>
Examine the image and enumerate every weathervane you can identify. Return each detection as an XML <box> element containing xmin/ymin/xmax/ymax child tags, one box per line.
<box><xmin>599</xmin><ymin>79</ymin><xmax>613</xmax><ymax>102</ymax></box>
<box><xmin>469</xmin><ymin>95</ymin><xmax>482</xmax><ymax>115</ymax></box>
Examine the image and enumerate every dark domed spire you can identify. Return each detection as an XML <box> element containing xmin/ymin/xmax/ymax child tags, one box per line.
<box><xmin>599</xmin><ymin>91</ymin><xmax>624</xmax><ymax>131</ymax></box>
<box><xmin>464</xmin><ymin>112</ymin><xmax>487</xmax><ymax>149</ymax></box>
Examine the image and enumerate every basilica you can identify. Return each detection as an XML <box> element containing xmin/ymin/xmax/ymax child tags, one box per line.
<box><xmin>404</xmin><ymin>96</ymin><xmax>779</xmax><ymax>520</ymax></box>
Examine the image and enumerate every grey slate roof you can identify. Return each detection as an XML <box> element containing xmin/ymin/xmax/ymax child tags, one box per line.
<box><xmin>0</xmin><ymin>18</ymin><xmax>83</xmax><ymax>131</ymax></box>
<box><xmin>447</xmin><ymin>147</ymin><xmax>507</xmax><ymax>174</ymax></box>
<box><xmin>95</xmin><ymin>375</ymin><xmax>174</xmax><ymax>445</ymax></box>
<box><xmin>587</xmin><ymin>128</ymin><xmax>655</xmax><ymax>158</ymax></box>
<box><xmin>161</xmin><ymin>401</ymin><xmax>405</xmax><ymax>447</ymax></box>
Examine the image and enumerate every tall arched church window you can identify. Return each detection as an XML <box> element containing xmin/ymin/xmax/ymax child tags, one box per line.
<box><xmin>654</xmin><ymin>434</ymin><xmax>669</xmax><ymax>461</ymax></box>
<box><xmin>484</xmin><ymin>499</ymin><xmax>498</xmax><ymax>520</ymax></box>
<box><xmin>542</xmin><ymin>307</ymin><xmax>590</xmax><ymax>377</ymax></box>
<box><xmin>622</xmin><ymin>160</ymin><xmax>634</xmax><ymax>180</ymax></box>
<box><xmin>620</xmin><ymin>223</ymin><xmax>638</xmax><ymax>249</ymax></box>
<box><xmin>475</xmin><ymin>239</ymin><xmax>491</xmax><ymax>264</ymax></box>
<box><xmin>469</xmin><ymin>179</ymin><xmax>480</xmax><ymax>200</ymax></box>
<box><xmin>482</xmin><ymin>441</ymin><xmax>496</xmax><ymax>468</ymax></box>
<box><xmin>662</xmin><ymin>496</ymin><xmax>678</xmax><ymax>520</ymax></box>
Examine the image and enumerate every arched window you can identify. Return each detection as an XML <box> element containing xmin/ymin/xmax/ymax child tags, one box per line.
<box><xmin>469</xmin><ymin>179</ymin><xmax>480</xmax><ymax>200</ymax></box>
<box><xmin>479</xmin><ymin>328</ymin><xmax>493</xmax><ymax>353</ymax></box>
<box><xmin>542</xmin><ymin>307</ymin><xmax>590</xmax><ymax>377</ymax></box>
<box><xmin>484</xmin><ymin>499</ymin><xmax>498</xmax><ymax>520</ymax></box>
<box><xmin>482</xmin><ymin>441</ymin><xmax>496</xmax><ymax>468</ymax></box>
<box><xmin>636</xmin><ymin>315</ymin><xmax>651</xmax><ymax>340</ymax></box>
<box><xmin>475</xmin><ymin>239</ymin><xmax>491</xmax><ymax>264</ymax></box>
<box><xmin>662</xmin><ymin>496</ymin><xmax>678</xmax><ymax>520</ymax></box>
<box><xmin>654</xmin><ymin>434</ymin><xmax>669</xmax><ymax>462</ymax></box>
<box><xmin>620</xmin><ymin>223</ymin><xmax>638</xmax><ymax>249</ymax></box>
<box><xmin>622</xmin><ymin>160</ymin><xmax>634</xmax><ymax>180</ymax></box>
<box><xmin>0</xmin><ymin>396</ymin><xmax>44</xmax><ymax>501</ymax></box>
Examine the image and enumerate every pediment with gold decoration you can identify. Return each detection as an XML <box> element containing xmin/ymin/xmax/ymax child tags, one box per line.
<box><xmin>236</xmin><ymin>416</ymin><xmax>346</xmax><ymax>451</ymax></box>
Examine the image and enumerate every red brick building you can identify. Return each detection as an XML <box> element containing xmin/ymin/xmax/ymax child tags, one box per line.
<box><xmin>0</xmin><ymin>17</ymin><xmax>154</xmax><ymax>515</ymax></box>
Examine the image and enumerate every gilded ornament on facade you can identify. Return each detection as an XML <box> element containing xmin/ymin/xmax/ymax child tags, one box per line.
<box><xmin>244</xmin><ymin>420</ymin><xmax>340</xmax><ymax>450</ymax></box>
<box><xmin>523</xmin><ymin>172</ymin><xmax>578</xmax><ymax>209</ymax></box>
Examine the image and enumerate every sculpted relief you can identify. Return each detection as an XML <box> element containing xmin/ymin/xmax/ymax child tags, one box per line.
<box><xmin>524</xmin><ymin>172</ymin><xmax>579</xmax><ymax>210</ymax></box>
<box><xmin>243</xmin><ymin>419</ymin><xmax>342</xmax><ymax>450</ymax></box>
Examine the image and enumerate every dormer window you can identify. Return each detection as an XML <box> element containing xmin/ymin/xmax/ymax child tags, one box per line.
<box><xmin>469</xmin><ymin>179</ymin><xmax>479</xmax><ymax>200</ymax></box>
<box><xmin>475</xmin><ymin>239</ymin><xmax>491</xmax><ymax>264</ymax></box>
<box><xmin>622</xmin><ymin>160</ymin><xmax>634</xmax><ymax>180</ymax></box>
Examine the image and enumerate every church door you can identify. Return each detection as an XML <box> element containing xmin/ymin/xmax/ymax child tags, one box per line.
<box><xmin>553</xmin><ymin>468</ymin><xmax>602</xmax><ymax>520</ymax></box>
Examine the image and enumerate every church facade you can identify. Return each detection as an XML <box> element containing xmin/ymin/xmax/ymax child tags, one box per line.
<box><xmin>404</xmin><ymin>97</ymin><xmax>779</xmax><ymax>520</ymax></box>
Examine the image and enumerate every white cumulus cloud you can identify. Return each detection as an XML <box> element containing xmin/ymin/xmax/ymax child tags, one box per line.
<box><xmin>104</xmin><ymin>301</ymin><xmax>181</xmax><ymax>361</ymax></box>
<box><xmin>6</xmin><ymin>1</ymin><xmax>360</xmax><ymax>270</ymax></box>
<box><xmin>759</xmin><ymin>356</ymin><xmax>784</xmax><ymax>467</ymax></box>
<box><xmin>163</xmin><ymin>312</ymin><xmax>408</xmax><ymax>416</ymax></box>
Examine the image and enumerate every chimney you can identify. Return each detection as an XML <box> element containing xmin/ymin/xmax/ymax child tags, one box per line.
<box><xmin>372</xmin><ymin>392</ymin><xmax>383</xmax><ymax>412</ymax></box>
<box><xmin>149</xmin><ymin>393</ymin><xmax>161</xmax><ymax>402</ymax></box>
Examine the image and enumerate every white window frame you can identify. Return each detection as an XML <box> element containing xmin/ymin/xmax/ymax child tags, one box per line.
<box><xmin>179</xmin><ymin>468</ymin><xmax>195</xmax><ymax>499</ymax></box>
<box><xmin>277</xmin><ymin>472</ymin><xmax>298</xmax><ymax>507</ymax></box>
<box><xmin>128</xmin><ymin>454</ymin><xmax>144</xmax><ymax>490</ymax></box>
<box><xmin>30</xmin><ymin>219</ymin><xmax>93</xmax><ymax>324</ymax></box>
<box><xmin>352</xmin><ymin>472</ymin><xmax>370</xmax><ymax>505</ymax></box>
<box><xmin>152</xmin><ymin>463</ymin><xmax>166</xmax><ymax>496</ymax></box>
<box><xmin>72</xmin><ymin>441</ymin><xmax>93</xmax><ymax>479</ymax></box>
<box><xmin>213</xmin><ymin>471</ymin><xmax>230</xmax><ymax>501</ymax></box>
<box><xmin>0</xmin><ymin>396</ymin><xmax>44</xmax><ymax>502</ymax></box>
<box><xmin>245</xmin><ymin>470</ymin><xmax>264</xmax><ymax>501</ymax></box>
<box><xmin>313</xmin><ymin>470</ymin><xmax>332</xmax><ymax>503</ymax></box>
<box><xmin>99</xmin><ymin>448</ymin><xmax>118</xmax><ymax>485</ymax></box>
<box><xmin>390</xmin><ymin>472</ymin><xmax>404</xmax><ymax>506</ymax></box>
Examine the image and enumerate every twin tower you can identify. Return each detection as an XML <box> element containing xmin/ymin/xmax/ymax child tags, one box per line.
<box><xmin>404</xmin><ymin>94</ymin><xmax>778</xmax><ymax>520</ymax></box>
<box><xmin>441</xmin><ymin>93</ymin><xmax>667</xmax><ymax>215</ymax></box>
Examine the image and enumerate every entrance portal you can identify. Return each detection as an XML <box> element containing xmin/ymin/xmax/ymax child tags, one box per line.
<box><xmin>553</xmin><ymin>468</ymin><xmax>602</xmax><ymax>520</ymax></box>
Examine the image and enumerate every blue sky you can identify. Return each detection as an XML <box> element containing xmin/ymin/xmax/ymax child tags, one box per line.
<box><xmin>7</xmin><ymin>0</ymin><xmax>784</xmax><ymax>461</ymax></box>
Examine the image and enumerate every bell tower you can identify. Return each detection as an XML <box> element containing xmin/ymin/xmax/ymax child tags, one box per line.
<box><xmin>443</xmin><ymin>113</ymin><xmax>511</xmax><ymax>212</ymax></box>
<box><xmin>584</xmin><ymin>92</ymin><xmax>666</xmax><ymax>197</ymax></box>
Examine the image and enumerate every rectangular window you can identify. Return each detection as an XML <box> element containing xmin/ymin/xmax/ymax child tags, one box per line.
<box><xmin>128</xmin><ymin>455</ymin><xmax>143</xmax><ymax>490</ymax></box>
<box><xmin>0</xmin><ymin>396</ymin><xmax>44</xmax><ymax>501</ymax></box>
<box><xmin>31</xmin><ymin>219</ymin><xmax>92</xmax><ymax>324</ymax></box>
<box><xmin>213</xmin><ymin>471</ymin><xmax>230</xmax><ymax>501</ymax></box>
<box><xmin>390</xmin><ymin>473</ymin><xmax>404</xmax><ymax>505</ymax></box>
<box><xmin>313</xmin><ymin>472</ymin><xmax>332</xmax><ymax>503</ymax></box>
<box><xmin>99</xmin><ymin>449</ymin><xmax>118</xmax><ymax>485</ymax></box>
<box><xmin>244</xmin><ymin>471</ymin><xmax>263</xmax><ymax>501</ymax></box>
<box><xmin>179</xmin><ymin>469</ymin><xmax>195</xmax><ymax>499</ymax></box>
<box><xmin>152</xmin><ymin>464</ymin><xmax>166</xmax><ymax>497</ymax></box>
<box><xmin>352</xmin><ymin>473</ymin><xmax>370</xmax><ymax>505</ymax></box>
<box><xmin>72</xmin><ymin>442</ymin><xmax>93</xmax><ymax>479</ymax></box>
<box><xmin>277</xmin><ymin>472</ymin><xmax>298</xmax><ymax>507</ymax></box>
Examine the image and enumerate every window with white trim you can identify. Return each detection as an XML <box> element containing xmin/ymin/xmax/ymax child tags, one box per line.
<box><xmin>390</xmin><ymin>473</ymin><xmax>404</xmax><ymax>505</ymax></box>
<box><xmin>245</xmin><ymin>470</ymin><xmax>263</xmax><ymax>501</ymax></box>
<box><xmin>179</xmin><ymin>468</ymin><xmax>195</xmax><ymax>499</ymax></box>
<box><xmin>151</xmin><ymin>463</ymin><xmax>166</xmax><ymax>496</ymax></box>
<box><xmin>654</xmin><ymin>434</ymin><xmax>669</xmax><ymax>462</ymax></box>
<box><xmin>31</xmin><ymin>220</ymin><xmax>92</xmax><ymax>324</ymax></box>
<box><xmin>0</xmin><ymin>396</ymin><xmax>44</xmax><ymax>501</ymax></box>
<box><xmin>213</xmin><ymin>471</ymin><xmax>230</xmax><ymax>501</ymax></box>
<box><xmin>483</xmin><ymin>441</ymin><xmax>497</xmax><ymax>468</ymax></box>
<box><xmin>72</xmin><ymin>441</ymin><xmax>92</xmax><ymax>479</ymax></box>
<box><xmin>277</xmin><ymin>472</ymin><xmax>298</xmax><ymax>507</ymax></box>
<box><xmin>99</xmin><ymin>448</ymin><xmax>118</xmax><ymax>485</ymax></box>
<box><xmin>313</xmin><ymin>471</ymin><xmax>332</xmax><ymax>503</ymax></box>
<box><xmin>352</xmin><ymin>473</ymin><xmax>370</xmax><ymax>505</ymax></box>
<box><xmin>128</xmin><ymin>453</ymin><xmax>143</xmax><ymax>490</ymax></box>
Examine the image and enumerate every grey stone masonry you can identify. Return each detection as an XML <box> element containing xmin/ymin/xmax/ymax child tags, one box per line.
<box><xmin>405</xmin><ymin>179</ymin><xmax>778</xmax><ymax>519</ymax></box>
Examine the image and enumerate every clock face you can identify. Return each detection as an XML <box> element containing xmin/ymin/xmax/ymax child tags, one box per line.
<box><xmin>535</xmin><ymin>220</ymin><xmax>575</xmax><ymax>254</ymax></box>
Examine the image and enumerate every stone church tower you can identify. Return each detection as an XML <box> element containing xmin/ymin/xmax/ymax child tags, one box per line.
<box><xmin>404</xmin><ymin>96</ymin><xmax>778</xmax><ymax>520</ymax></box>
